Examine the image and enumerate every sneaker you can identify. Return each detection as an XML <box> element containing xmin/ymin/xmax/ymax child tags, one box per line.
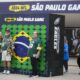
<box><xmin>6</xmin><ymin>70</ymin><xmax>10</xmax><ymax>75</ymax></box>
<box><xmin>2</xmin><ymin>70</ymin><xmax>7</xmax><ymax>74</ymax></box>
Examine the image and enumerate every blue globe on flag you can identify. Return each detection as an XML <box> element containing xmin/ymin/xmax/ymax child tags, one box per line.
<box><xmin>13</xmin><ymin>31</ymin><xmax>32</xmax><ymax>63</ymax></box>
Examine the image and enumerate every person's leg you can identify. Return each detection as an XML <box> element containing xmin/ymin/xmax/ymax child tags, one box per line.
<box><xmin>2</xmin><ymin>51</ymin><xmax>7</xmax><ymax>73</ymax></box>
<box><xmin>7</xmin><ymin>61</ymin><xmax>11</xmax><ymax>71</ymax></box>
<box><xmin>3</xmin><ymin>61</ymin><xmax>7</xmax><ymax>73</ymax></box>
<box><xmin>31</xmin><ymin>57</ymin><xmax>36</xmax><ymax>75</ymax></box>
<box><xmin>33</xmin><ymin>58</ymin><xmax>38</xmax><ymax>76</ymax></box>
<box><xmin>77</xmin><ymin>56</ymin><xmax>80</xmax><ymax>75</ymax></box>
<box><xmin>77</xmin><ymin>56</ymin><xmax>80</xmax><ymax>68</ymax></box>
<box><xmin>3</xmin><ymin>61</ymin><xmax>7</xmax><ymax>69</ymax></box>
<box><xmin>64</xmin><ymin>61</ymin><xmax>68</xmax><ymax>72</ymax></box>
<box><xmin>64</xmin><ymin>60</ymin><xmax>68</xmax><ymax>72</ymax></box>
<box><xmin>30</xmin><ymin>57</ymin><xmax>34</xmax><ymax>76</ymax></box>
<box><xmin>65</xmin><ymin>61</ymin><xmax>68</xmax><ymax>72</ymax></box>
<box><xmin>30</xmin><ymin>57</ymin><xmax>38</xmax><ymax>76</ymax></box>
<box><xmin>79</xmin><ymin>56</ymin><xmax>80</xmax><ymax>74</ymax></box>
<box><xmin>63</xmin><ymin>60</ymin><xmax>66</xmax><ymax>71</ymax></box>
<box><xmin>6</xmin><ymin>54</ymin><xmax>11</xmax><ymax>74</ymax></box>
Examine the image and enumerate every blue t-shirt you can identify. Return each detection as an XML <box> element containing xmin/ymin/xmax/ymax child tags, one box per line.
<box><xmin>64</xmin><ymin>43</ymin><xmax>69</xmax><ymax>61</ymax></box>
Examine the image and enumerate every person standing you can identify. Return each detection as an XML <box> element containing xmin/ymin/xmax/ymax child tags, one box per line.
<box><xmin>77</xmin><ymin>43</ymin><xmax>80</xmax><ymax>74</ymax></box>
<box><xmin>28</xmin><ymin>31</ymin><xmax>42</xmax><ymax>77</ymax></box>
<box><xmin>1</xmin><ymin>28</ymin><xmax>12</xmax><ymax>74</ymax></box>
<box><xmin>0</xmin><ymin>32</ymin><xmax>3</xmax><ymax>60</ymax></box>
<box><xmin>64</xmin><ymin>36</ymin><xmax>69</xmax><ymax>72</ymax></box>
<box><xmin>76</xmin><ymin>30</ymin><xmax>80</xmax><ymax>75</ymax></box>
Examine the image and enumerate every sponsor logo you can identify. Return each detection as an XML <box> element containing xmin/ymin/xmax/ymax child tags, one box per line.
<box><xmin>4</xmin><ymin>17</ymin><xmax>16</xmax><ymax>22</ymax></box>
<box><xmin>9</xmin><ymin>4</ymin><xmax>30</xmax><ymax>12</ymax></box>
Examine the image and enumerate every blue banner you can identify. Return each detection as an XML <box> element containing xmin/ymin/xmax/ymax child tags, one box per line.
<box><xmin>0</xmin><ymin>1</ymin><xmax>80</xmax><ymax>14</ymax></box>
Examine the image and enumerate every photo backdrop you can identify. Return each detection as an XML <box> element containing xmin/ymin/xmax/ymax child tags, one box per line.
<box><xmin>0</xmin><ymin>14</ymin><xmax>48</xmax><ymax>76</ymax></box>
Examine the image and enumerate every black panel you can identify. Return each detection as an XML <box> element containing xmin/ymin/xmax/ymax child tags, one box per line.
<box><xmin>47</xmin><ymin>14</ymin><xmax>65</xmax><ymax>76</ymax></box>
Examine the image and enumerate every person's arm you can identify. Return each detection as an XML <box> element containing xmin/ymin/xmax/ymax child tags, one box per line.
<box><xmin>29</xmin><ymin>41</ymin><xmax>33</xmax><ymax>49</ymax></box>
<box><xmin>1</xmin><ymin>38</ymin><xmax>5</xmax><ymax>47</ymax></box>
<box><xmin>36</xmin><ymin>50</ymin><xmax>41</xmax><ymax>59</ymax></box>
<box><xmin>36</xmin><ymin>43</ymin><xmax>42</xmax><ymax>59</ymax></box>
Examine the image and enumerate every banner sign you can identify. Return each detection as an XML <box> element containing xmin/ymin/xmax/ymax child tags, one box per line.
<box><xmin>47</xmin><ymin>14</ymin><xmax>64</xmax><ymax>76</ymax></box>
<box><xmin>0</xmin><ymin>1</ymin><xmax>80</xmax><ymax>14</ymax></box>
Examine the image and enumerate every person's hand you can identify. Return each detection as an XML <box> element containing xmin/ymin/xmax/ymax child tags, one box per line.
<box><xmin>29</xmin><ymin>46</ymin><xmax>33</xmax><ymax>49</ymax></box>
<box><xmin>33</xmin><ymin>54</ymin><xmax>39</xmax><ymax>59</ymax></box>
<box><xmin>33</xmin><ymin>54</ymin><xmax>36</xmax><ymax>57</ymax></box>
<box><xmin>37</xmin><ymin>46</ymin><xmax>42</xmax><ymax>51</ymax></box>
